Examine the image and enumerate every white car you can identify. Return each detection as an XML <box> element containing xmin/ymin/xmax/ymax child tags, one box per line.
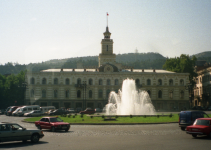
<box><xmin>24</xmin><ymin>110</ymin><xmax>44</xmax><ymax>117</ymax></box>
<box><xmin>0</xmin><ymin>122</ymin><xmax>44</xmax><ymax>143</ymax></box>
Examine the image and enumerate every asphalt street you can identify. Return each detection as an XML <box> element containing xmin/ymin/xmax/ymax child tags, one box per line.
<box><xmin>0</xmin><ymin>115</ymin><xmax>211</xmax><ymax>150</ymax></box>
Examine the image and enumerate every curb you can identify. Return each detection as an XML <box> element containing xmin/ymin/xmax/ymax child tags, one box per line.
<box><xmin>21</xmin><ymin>120</ymin><xmax>178</xmax><ymax>125</ymax></box>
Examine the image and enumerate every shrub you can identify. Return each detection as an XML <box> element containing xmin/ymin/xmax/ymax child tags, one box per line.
<box><xmin>130</xmin><ymin>115</ymin><xmax>133</xmax><ymax>118</ymax></box>
<box><xmin>81</xmin><ymin>114</ymin><xmax>83</xmax><ymax>118</ymax></box>
<box><xmin>90</xmin><ymin>116</ymin><xmax>93</xmax><ymax>119</ymax></box>
<box><xmin>68</xmin><ymin>114</ymin><xmax>71</xmax><ymax>118</ymax></box>
<box><xmin>157</xmin><ymin>115</ymin><xmax>159</xmax><ymax>118</ymax></box>
<box><xmin>73</xmin><ymin>116</ymin><xmax>75</xmax><ymax>118</ymax></box>
<box><xmin>169</xmin><ymin>113</ymin><xmax>173</xmax><ymax>118</ymax></box>
<box><xmin>75</xmin><ymin>113</ymin><xmax>77</xmax><ymax>116</ymax></box>
<box><xmin>144</xmin><ymin>115</ymin><xmax>146</xmax><ymax>118</ymax></box>
<box><xmin>115</xmin><ymin>115</ymin><xmax>118</xmax><ymax>118</ymax></box>
<box><xmin>102</xmin><ymin>115</ymin><xmax>105</xmax><ymax>118</ymax></box>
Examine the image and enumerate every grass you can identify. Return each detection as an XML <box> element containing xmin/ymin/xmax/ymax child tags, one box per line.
<box><xmin>24</xmin><ymin>114</ymin><xmax>180</xmax><ymax>124</ymax></box>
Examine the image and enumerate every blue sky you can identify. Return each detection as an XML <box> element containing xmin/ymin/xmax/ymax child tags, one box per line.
<box><xmin>0</xmin><ymin>0</ymin><xmax>211</xmax><ymax>64</ymax></box>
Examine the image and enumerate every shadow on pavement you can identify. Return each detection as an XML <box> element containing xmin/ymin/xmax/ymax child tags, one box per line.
<box><xmin>191</xmin><ymin>136</ymin><xmax>211</xmax><ymax>140</ymax></box>
<box><xmin>0</xmin><ymin>141</ymin><xmax>48</xmax><ymax>148</ymax></box>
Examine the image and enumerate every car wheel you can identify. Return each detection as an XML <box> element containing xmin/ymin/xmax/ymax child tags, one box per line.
<box><xmin>22</xmin><ymin>140</ymin><xmax>27</xmax><ymax>143</ymax></box>
<box><xmin>37</xmin><ymin>125</ymin><xmax>41</xmax><ymax>130</ymax></box>
<box><xmin>31</xmin><ymin>134</ymin><xmax>40</xmax><ymax>143</ymax></box>
<box><xmin>181</xmin><ymin>127</ymin><xmax>186</xmax><ymax>131</ymax></box>
<box><xmin>65</xmin><ymin>128</ymin><xmax>69</xmax><ymax>132</ymax></box>
<box><xmin>192</xmin><ymin>134</ymin><xmax>197</xmax><ymax>138</ymax></box>
<box><xmin>51</xmin><ymin>126</ymin><xmax>56</xmax><ymax>132</ymax></box>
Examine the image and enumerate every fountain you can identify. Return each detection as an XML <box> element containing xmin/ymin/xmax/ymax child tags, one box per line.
<box><xmin>105</xmin><ymin>78</ymin><xmax>156</xmax><ymax>115</ymax></box>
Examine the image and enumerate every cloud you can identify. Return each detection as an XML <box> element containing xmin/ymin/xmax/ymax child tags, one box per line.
<box><xmin>30</xmin><ymin>18</ymin><xmax>37</xmax><ymax>21</ymax></box>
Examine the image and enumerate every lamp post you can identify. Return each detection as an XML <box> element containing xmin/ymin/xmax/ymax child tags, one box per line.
<box><xmin>75</xmin><ymin>81</ymin><xmax>87</xmax><ymax>110</ymax></box>
<box><xmin>185</xmin><ymin>83</ymin><xmax>192</xmax><ymax>108</ymax></box>
<box><xmin>18</xmin><ymin>81</ymin><xmax>28</xmax><ymax>105</ymax></box>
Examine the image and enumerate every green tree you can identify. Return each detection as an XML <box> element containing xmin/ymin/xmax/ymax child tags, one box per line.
<box><xmin>163</xmin><ymin>54</ymin><xmax>197</xmax><ymax>85</ymax></box>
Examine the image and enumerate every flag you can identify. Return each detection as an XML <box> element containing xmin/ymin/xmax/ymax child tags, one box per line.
<box><xmin>107</xmin><ymin>13</ymin><xmax>109</xmax><ymax>16</ymax></box>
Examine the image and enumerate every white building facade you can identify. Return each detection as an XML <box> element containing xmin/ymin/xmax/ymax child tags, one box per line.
<box><xmin>25</xmin><ymin>25</ymin><xmax>190</xmax><ymax>110</ymax></box>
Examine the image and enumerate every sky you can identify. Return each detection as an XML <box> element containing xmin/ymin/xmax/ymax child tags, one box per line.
<box><xmin>0</xmin><ymin>0</ymin><xmax>211</xmax><ymax>65</ymax></box>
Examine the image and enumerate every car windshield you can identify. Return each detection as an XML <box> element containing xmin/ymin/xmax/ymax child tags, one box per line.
<box><xmin>50</xmin><ymin>117</ymin><xmax>63</xmax><ymax>122</ymax></box>
<box><xmin>194</xmin><ymin>119</ymin><xmax>210</xmax><ymax>126</ymax></box>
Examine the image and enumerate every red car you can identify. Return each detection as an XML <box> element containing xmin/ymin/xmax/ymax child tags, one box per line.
<box><xmin>35</xmin><ymin>117</ymin><xmax>70</xmax><ymax>132</ymax></box>
<box><xmin>186</xmin><ymin>118</ymin><xmax>211</xmax><ymax>138</ymax></box>
<box><xmin>79</xmin><ymin>108</ymin><xmax>95</xmax><ymax>114</ymax></box>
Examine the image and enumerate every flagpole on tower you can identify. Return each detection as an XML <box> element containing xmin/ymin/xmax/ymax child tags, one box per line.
<box><xmin>107</xmin><ymin>12</ymin><xmax>109</xmax><ymax>27</ymax></box>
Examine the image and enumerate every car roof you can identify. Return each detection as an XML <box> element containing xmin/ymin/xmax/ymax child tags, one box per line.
<box><xmin>180</xmin><ymin>110</ymin><xmax>204</xmax><ymax>113</ymax></box>
<box><xmin>0</xmin><ymin>122</ymin><xmax>18</xmax><ymax>125</ymax></box>
<box><xmin>196</xmin><ymin>118</ymin><xmax>211</xmax><ymax>120</ymax></box>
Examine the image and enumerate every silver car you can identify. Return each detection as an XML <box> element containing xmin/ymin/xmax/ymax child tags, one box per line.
<box><xmin>24</xmin><ymin>110</ymin><xmax>44</xmax><ymax>117</ymax></box>
<box><xmin>0</xmin><ymin>122</ymin><xmax>44</xmax><ymax>143</ymax></box>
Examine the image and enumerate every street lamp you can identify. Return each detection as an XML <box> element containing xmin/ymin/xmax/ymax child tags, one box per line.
<box><xmin>18</xmin><ymin>81</ymin><xmax>28</xmax><ymax>105</ymax></box>
<box><xmin>75</xmin><ymin>81</ymin><xmax>87</xmax><ymax>110</ymax></box>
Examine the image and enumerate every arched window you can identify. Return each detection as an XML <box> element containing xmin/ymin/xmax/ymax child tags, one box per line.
<box><xmin>77</xmin><ymin>78</ymin><xmax>81</xmax><ymax>85</ymax></box>
<box><xmin>107</xmin><ymin>45</ymin><xmax>108</xmax><ymax>51</ymax></box>
<box><xmin>42</xmin><ymin>78</ymin><xmax>46</xmax><ymax>85</ymax></box>
<box><xmin>30</xmin><ymin>78</ymin><xmax>35</xmax><ymax>84</ymax></box>
<box><xmin>54</xmin><ymin>78</ymin><xmax>58</xmax><ymax>85</ymax></box>
<box><xmin>180</xmin><ymin>79</ymin><xmax>184</xmax><ymax>86</ymax></box>
<box><xmin>54</xmin><ymin>90</ymin><xmax>58</xmax><ymax>98</ymax></box>
<box><xmin>89</xmin><ymin>90</ymin><xmax>92</xmax><ymax>98</ymax></box>
<box><xmin>77</xmin><ymin>90</ymin><xmax>81</xmax><ymax>98</ymax></box>
<box><xmin>65</xmin><ymin>90</ymin><xmax>69</xmax><ymax>98</ymax></box>
<box><xmin>147</xmin><ymin>90</ymin><xmax>151</xmax><ymax>97</ymax></box>
<box><xmin>107</xmin><ymin>79</ymin><xmax>111</xmax><ymax>85</ymax></box>
<box><xmin>99</xmin><ymin>79</ymin><xmax>103</xmax><ymax>85</ymax></box>
<box><xmin>42</xmin><ymin>90</ymin><xmax>46</xmax><ymax>98</ymax></box>
<box><xmin>115</xmin><ymin>79</ymin><xmax>119</xmax><ymax>85</ymax></box>
<box><xmin>31</xmin><ymin>89</ymin><xmax>34</xmax><ymax>98</ymax></box>
<box><xmin>180</xmin><ymin>90</ymin><xmax>184</xmax><ymax>98</ymax></box>
<box><xmin>98</xmin><ymin>89</ymin><xmax>103</xmax><ymax>98</ymax></box>
<box><xmin>106</xmin><ymin>89</ymin><xmax>111</xmax><ymax>98</ymax></box>
<box><xmin>158</xmin><ymin>79</ymin><xmax>162</xmax><ymax>85</ymax></box>
<box><xmin>65</xmin><ymin>78</ymin><xmax>69</xmax><ymax>85</ymax></box>
<box><xmin>169</xmin><ymin>79</ymin><xmax>173</xmax><ymax>85</ymax></box>
<box><xmin>169</xmin><ymin>91</ymin><xmax>173</xmax><ymax>98</ymax></box>
<box><xmin>89</xmin><ymin>79</ymin><xmax>93</xmax><ymax>85</ymax></box>
<box><xmin>135</xmin><ymin>79</ymin><xmax>140</xmax><ymax>85</ymax></box>
<box><xmin>158</xmin><ymin>90</ymin><xmax>162</xmax><ymax>98</ymax></box>
<box><xmin>147</xmin><ymin>79</ymin><xmax>151</xmax><ymax>85</ymax></box>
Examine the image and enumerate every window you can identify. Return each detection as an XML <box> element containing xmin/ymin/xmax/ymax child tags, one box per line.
<box><xmin>65</xmin><ymin>78</ymin><xmax>69</xmax><ymax>85</ymax></box>
<box><xmin>31</xmin><ymin>89</ymin><xmax>34</xmax><ymax>98</ymax></box>
<box><xmin>147</xmin><ymin>90</ymin><xmax>151</xmax><ymax>97</ymax></box>
<box><xmin>158</xmin><ymin>90</ymin><xmax>162</xmax><ymax>98</ymax></box>
<box><xmin>115</xmin><ymin>89</ymin><xmax>118</xmax><ymax>93</ymax></box>
<box><xmin>180</xmin><ymin>90</ymin><xmax>184</xmax><ymax>98</ymax></box>
<box><xmin>65</xmin><ymin>90</ymin><xmax>69</xmax><ymax>98</ymax></box>
<box><xmin>107</xmin><ymin>79</ymin><xmax>111</xmax><ymax>85</ymax></box>
<box><xmin>158</xmin><ymin>79</ymin><xmax>162</xmax><ymax>85</ymax></box>
<box><xmin>89</xmin><ymin>90</ymin><xmax>92</xmax><ymax>98</ymax></box>
<box><xmin>147</xmin><ymin>79</ymin><xmax>151</xmax><ymax>85</ymax></box>
<box><xmin>115</xmin><ymin>79</ymin><xmax>119</xmax><ymax>85</ymax></box>
<box><xmin>89</xmin><ymin>79</ymin><xmax>93</xmax><ymax>85</ymax></box>
<box><xmin>99</xmin><ymin>79</ymin><xmax>103</xmax><ymax>85</ymax></box>
<box><xmin>106</xmin><ymin>89</ymin><xmax>111</xmax><ymax>98</ymax></box>
<box><xmin>42</xmin><ymin>78</ymin><xmax>46</xmax><ymax>85</ymax></box>
<box><xmin>169</xmin><ymin>79</ymin><xmax>173</xmax><ymax>85</ymax></box>
<box><xmin>42</xmin><ymin>90</ymin><xmax>46</xmax><ymax>98</ymax></box>
<box><xmin>28</xmin><ymin>108</ymin><xmax>32</xmax><ymax>111</ymax></box>
<box><xmin>30</xmin><ymin>78</ymin><xmax>35</xmax><ymax>84</ymax></box>
<box><xmin>77</xmin><ymin>78</ymin><xmax>81</xmax><ymax>85</ymax></box>
<box><xmin>77</xmin><ymin>90</ymin><xmax>81</xmax><ymax>98</ymax></box>
<box><xmin>54</xmin><ymin>90</ymin><xmax>58</xmax><ymax>98</ymax></box>
<box><xmin>169</xmin><ymin>91</ymin><xmax>173</xmax><ymax>98</ymax></box>
<box><xmin>135</xmin><ymin>79</ymin><xmax>140</xmax><ymax>85</ymax></box>
<box><xmin>180</xmin><ymin>79</ymin><xmax>184</xmax><ymax>86</ymax></box>
<box><xmin>98</xmin><ymin>89</ymin><xmax>103</xmax><ymax>98</ymax></box>
<box><xmin>54</xmin><ymin>78</ymin><xmax>58</xmax><ymax>85</ymax></box>
<box><xmin>107</xmin><ymin>45</ymin><xmax>108</xmax><ymax>51</ymax></box>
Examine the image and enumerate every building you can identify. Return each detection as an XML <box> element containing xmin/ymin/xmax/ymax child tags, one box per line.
<box><xmin>25</xmin><ymin>24</ymin><xmax>190</xmax><ymax>110</ymax></box>
<box><xmin>193</xmin><ymin>62</ymin><xmax>211</xmax><ymax>107</ymax></box>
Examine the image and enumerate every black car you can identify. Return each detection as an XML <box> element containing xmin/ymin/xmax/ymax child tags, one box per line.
<box><xmin>67</xmin><ymin>108</ymin><xmax>75</xmax><ymax>113</ymax></box>
<box><xmin>49</xmin><ymin>109</ymin><xmax>67</xmax><ymax>115</ymax></box>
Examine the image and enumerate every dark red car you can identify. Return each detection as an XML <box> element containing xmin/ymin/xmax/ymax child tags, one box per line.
<box><xmin>35</xmin><ymin>117</ymin><xmax>70</xmax><ymax>132</ymax></box>
<box><xmin>186</xmin><ymin>118</ymin><xmax>211</xmax><ymax>138</ymax></box>
<box><xmin>79</xmin><ymin>108</ymin><xmax>95</xmax><ymax>114</ymax></box>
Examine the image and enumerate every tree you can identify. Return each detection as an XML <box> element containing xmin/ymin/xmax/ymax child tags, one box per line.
<box><xmin>163</xmin><ymin>54</ymin><xmax>197</xmax><ymax>86</ymax></box>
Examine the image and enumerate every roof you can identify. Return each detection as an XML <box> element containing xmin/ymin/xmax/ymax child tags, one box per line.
<box><xmin>0</xmin><ymin>122</ymin><xmax>18</xmax><ymax>125</ymax></box>
<box><xmin>196</xmin><ymin>118</ymin><xmax>211</xmax><ymax>120</ymax></box>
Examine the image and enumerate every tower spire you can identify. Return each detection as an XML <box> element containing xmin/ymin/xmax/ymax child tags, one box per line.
<box><xmin>107</xmin><ymin>12</ymin><xmax>109</xmax><ymax>27</ymax></box>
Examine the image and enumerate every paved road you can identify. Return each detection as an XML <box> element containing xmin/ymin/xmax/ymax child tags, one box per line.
<box><xmin>0</xmin><ymin>115</ymin><xmax>211</xmax><ymax>150</ymax></box>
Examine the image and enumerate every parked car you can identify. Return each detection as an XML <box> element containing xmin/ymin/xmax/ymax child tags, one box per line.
<box><xmin>12</xmin><ymin>108</ymin><xmax>21</xmax><ymax>116</ymax></box>
<box><xmin>49</xmin><ymin>109</ymin><xmax>67</xmax><ymax>115</ymax></box>
<box><xmin>17</xmin><ymin>105</ymin><xmax>40</xmax><ymax>116</ymax></box>
<box><xmin>0</xmin><ymin>122</ymin><xmax>44</xmax><ymax>143</ymax></box>
<box><xmin>0</xmin><ymin>109</ymin><xmax>5</xmax><ymax>115</ymax></box>
<box><xmin>24</xmin><ymin>110</ymin><xmax>44</xmax><ymax>117</ymax></box>
<box><xmin>67</xmin><ymin>108</ymin><xmax>75</xmax><ymax>113</ymax></box>
<box><xmin>79</xmin><ymin>108</ymin><xmax>95</xmax><ymax>114</ymax></box>
<box><xmin>40</xmin><ymin>106</ymin><xmax>56</xmax><ymax>113</ymax></box>
<box><xmin>186</xmin><ymin>118</ymin><xmax>211</xmax><ymax>138</ymax></box>
<box><xmin>179</xmin><ymin>111</ymin><xmax>209</xmax><ymax>131</ymax></box>
<box><xmin>4</xmin><ymin>106</ymin><xmax>11</xmax><ymax>115</ymax></box>
<box><xmin>95</xmin><ymin>108</ymin><xmax>102</xmax><ymax>113</ymax></box>
<box><xmin>191</xmin><ymin>106</ymin><xmax>203</xmax><ymax>110</ymax></box>
<box><xmin>44</xmin><ymin>109</ymin><xmax>55</xmax><ymax>115</ymax></box>
<box><xmin>75</xmin><ymin>107</ymin><xmax>82</xmax><ymax>113</ymax></box>
<box><xmin>35</xmin><ymin>117</ymin><xmax>70</xmax><ymax>132</ymax></box>
<box><xmin>7</xmin><ymin>106</ymin><xmax>19</xmax><ymax>116</ymax></box>
<box><xmin>207</xmin><ymin>107</ymin><xmax>211</xmax><ymax>111</ymax></box>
